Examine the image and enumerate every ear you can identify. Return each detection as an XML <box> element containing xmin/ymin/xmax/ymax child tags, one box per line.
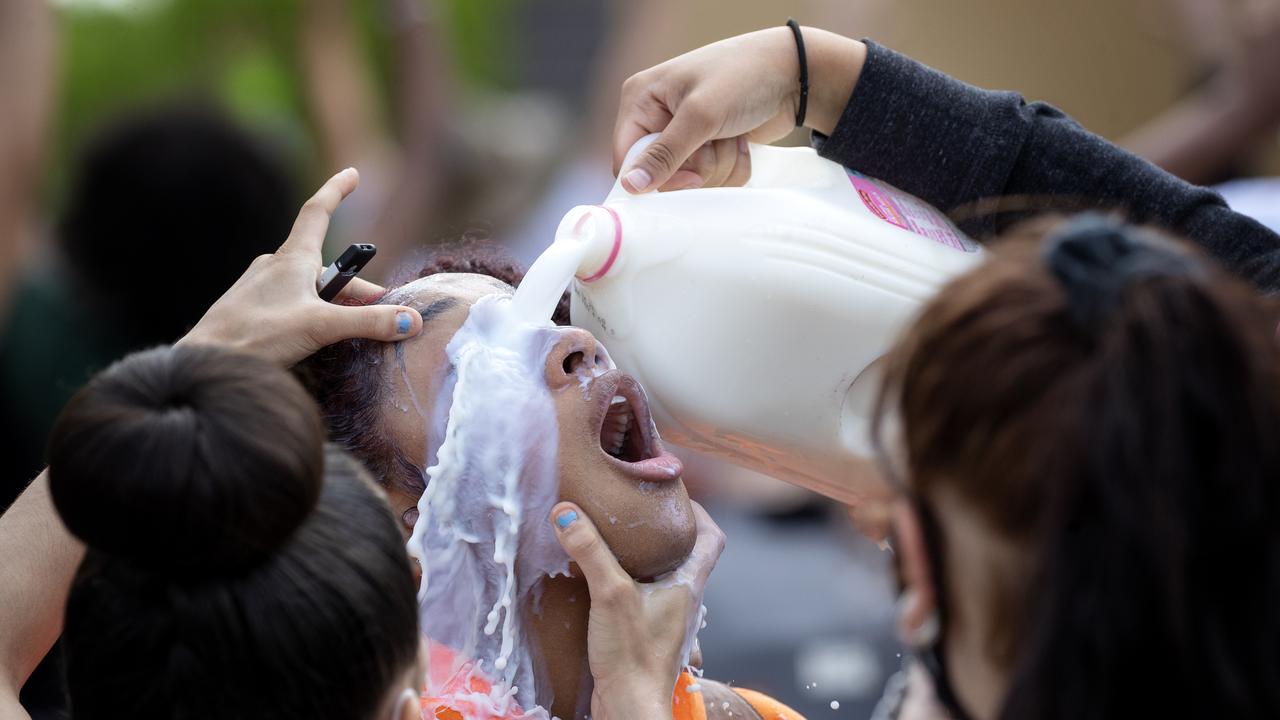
<box><xmin>892</xmin><ymin>498</ymin><xmax>938</xmax><ymax>646</ymax></box>
<box><xmin>393</xmin><ymin>638</ymin><xmax>429</xmax><ymax>720</ymax></box>
<box><xmin>394</xmin><ymin>688</ymin><xmax>420</xmax><ymax>720</ymax></box>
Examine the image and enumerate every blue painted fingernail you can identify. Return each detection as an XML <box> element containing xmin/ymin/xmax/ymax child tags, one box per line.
<box><xmin>555</xmin><ymin>510</ymin><xmax>578</xmax><ymax>529</ymax></box>
<box><xmin>396</xmin><ymin>311</ymin><xmax>413</xmax><ymax>335</ymax></box>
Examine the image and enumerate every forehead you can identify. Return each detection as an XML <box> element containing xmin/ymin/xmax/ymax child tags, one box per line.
<box><xmin>385</xmin><ymin>272</ymin><xmax>514</xmax><ymax>309</ymax></box>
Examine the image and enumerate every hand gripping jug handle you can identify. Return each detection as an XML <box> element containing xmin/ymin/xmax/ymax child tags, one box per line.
<box><xmin>554</xmin><ymin>134</ymin><xmax>663</xmax><ymax>281</ymax></box>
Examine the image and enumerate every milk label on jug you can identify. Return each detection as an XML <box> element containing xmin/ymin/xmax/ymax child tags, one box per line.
<box><xmin>845</xmin><ymin>171</ymin><xmax>980</xmax><ymax>253</ymax></box>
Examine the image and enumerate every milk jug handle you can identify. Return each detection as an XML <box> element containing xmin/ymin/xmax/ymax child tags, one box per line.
<box><xmin>608</xmin><ymin>133</ymin><xmax>661</xmax><ymax>201</ymax></box>
<box><xmin>608</xmin><ymin>133</ymin><xmax>784</xmax><ymax>199</ymax></box>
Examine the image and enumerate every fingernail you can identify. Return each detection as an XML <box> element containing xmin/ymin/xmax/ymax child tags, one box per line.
<box><xmin>738</xmin><ymin>136</ymin><xmax>749</xmax><ymax>154</ymax></box>
<box><xmin>396</xmin><ymin>311</ymin><xmax>413</xmax><ymax>335</ymax></box>
<box><xmin>555</xmin><ymin>510</ymin><xmax>578</xmax><ymax>529</ymax></box>
<box><xmin>623</xmin><ymin>167</ymin><xmax>651</xmax><ymax>192</ymax></box>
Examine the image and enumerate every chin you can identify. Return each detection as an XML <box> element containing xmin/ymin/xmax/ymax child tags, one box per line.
<box><xmin>560</xmin><ymin>370</ymin><xmax>699</xmax><ymax>579</ymax></box>
<box><xmin>606</xmin><ymin>482</ymin><xmax>698</xmax><ymax>580</ymax></box>
<box><xmin>640</xmin><ymin>523</ymin><xmax>698</xmax><ymax>579</ymax></box>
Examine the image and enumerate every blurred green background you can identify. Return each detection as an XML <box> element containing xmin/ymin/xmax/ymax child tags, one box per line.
<box><xmin>52</xmin><ymin>0</ymin><xmax>514</xmax><ymax>199</ymax></box>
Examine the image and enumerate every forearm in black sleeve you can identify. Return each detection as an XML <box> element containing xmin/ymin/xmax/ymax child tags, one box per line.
<box><xmin>814</xmin><ymin>40</ymin><xmax>1280</xmax><ymax>293</ymax></box>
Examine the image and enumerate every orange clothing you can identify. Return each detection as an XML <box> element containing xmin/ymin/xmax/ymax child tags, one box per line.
<box><xmin>733</xmin><ymin>687</ymin><xmax>806</xmax><ymax>720</ymax></box>
<box><xmin>668</xmin><ymin>671</ymin><xmax>807</xmax><ymax>720</ymax></box>
<box><xmin>671</xmin><ymin>671</ymin><xmax>707</xmax><ymax>720</ymax></box>
<box><xmin>422</xmin><ymin>642</ymin><xmax>803</xmax><ymax>720</ymax></box>
<box><xmin>421</xmin><ymin>641</ymin><xmax>515</xmax><ymax>720</ymax></box>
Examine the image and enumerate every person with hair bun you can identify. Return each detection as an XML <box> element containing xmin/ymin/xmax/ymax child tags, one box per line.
<box><xmin>47</xmin><ymin>344</ymin><xmax>422</xmax><ymax>720</ymax></box>
<box><xmin>0</xmin><ymin>167</ymin><xmax>718</xmax><ymax>720</ymax></box>
<box><xmin>0</xmin><ymin>169</ymin><xmax>434</xmax><ymax>719</ymax></box>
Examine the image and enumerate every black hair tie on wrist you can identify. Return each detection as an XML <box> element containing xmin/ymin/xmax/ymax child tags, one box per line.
<box><xmin>786</xmin><ymin>18</ymin><xmax>809</xmax><ymax>128</ymax></box>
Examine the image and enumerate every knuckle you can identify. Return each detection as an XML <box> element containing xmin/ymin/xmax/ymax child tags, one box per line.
<box><xmin>371</xmin><ymin>310</ymin><xmax>394</xmax><ymax>337</ymax></box>
<box><xmin>297</xmin><ymin>319</ymin><xmax>327</xmax><ymax>352</ymax></box>
<box><xmin>645</xmin><ymin>141</ymin><xmax>679</xmax><ymax>173</ymax></box>
<box><xmin>598</xmin><ymin>580</ymin><xmax>630</xmax><ymax>606</ymax></box>
<box><xmin>300</xmin><ymin>196</ymin><xmax>330</xmax><ymax>217</ymax></box>
<box><xmin>681</xmin><ymin>100</ymin><xmax>716</xmax><ymax>129</ymax></box>
<box><xmin>567</xmin><ymin>529</ymin><xmax>602</xmax><ymax>557</ymax></box>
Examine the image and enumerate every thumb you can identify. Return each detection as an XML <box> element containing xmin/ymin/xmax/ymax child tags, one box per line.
<box><xmin>621</xmin><ymin>106</ymin><xmax>717</xmax><ymax>194</ymax></box>
<box><xmin>317</xmin><ymin>304</ymin><xmax>422</xmax><ymax>346</ymax></box>
<box><xmin>551</xmin><ymin>502</ymin><xmax>632</xmax><ymax>598</ymax></box>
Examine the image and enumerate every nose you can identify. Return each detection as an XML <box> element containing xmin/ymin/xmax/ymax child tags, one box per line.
<box><xmin>544</xmin><ymin>327</ymin><xmax>608</xmax><ymax>390</ymax></box>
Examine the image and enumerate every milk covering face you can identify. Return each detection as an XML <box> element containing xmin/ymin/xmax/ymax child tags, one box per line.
<box><xmin>374</xmin><ymin>265</ymin><xmax>697</xmax><ymax>718</ymax></box>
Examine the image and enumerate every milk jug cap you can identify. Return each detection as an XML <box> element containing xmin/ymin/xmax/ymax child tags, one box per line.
<box><xmin>557</xmin><ymin>204</ymin><xmax>622</xmax><ymax>282</ymax></box>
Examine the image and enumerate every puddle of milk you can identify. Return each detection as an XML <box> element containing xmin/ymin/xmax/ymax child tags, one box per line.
<box><xmin>387</xmin><ymin>236</ymin><xmax>706</xmax><ymax>718</ymax></box>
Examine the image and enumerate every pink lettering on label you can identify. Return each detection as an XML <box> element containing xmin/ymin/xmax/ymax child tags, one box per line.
<box><xmin>846</xmin><ymin>171</ymin><xmax>978</xmax><ymax>252</ymax></box>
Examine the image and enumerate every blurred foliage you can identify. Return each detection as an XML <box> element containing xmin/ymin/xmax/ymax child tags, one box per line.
<box><xmin>51</xmin><ymin>0</ymin><xmax>516</xmax><ymax>204</ymax></box>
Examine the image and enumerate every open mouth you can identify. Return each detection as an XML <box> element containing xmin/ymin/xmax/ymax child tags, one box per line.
<box><xmin>593</xmin><ymin>373</ymin><xmax>683</xmax><ymax>480</ymax></box>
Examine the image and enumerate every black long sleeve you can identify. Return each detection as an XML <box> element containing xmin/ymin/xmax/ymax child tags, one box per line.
<box><xmin>814</xmin><ymin>41</ymin><xmax>1280</xmax><ymax>293</ymax></box>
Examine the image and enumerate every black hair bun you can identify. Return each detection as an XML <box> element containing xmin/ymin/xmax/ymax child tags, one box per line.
<box><xmin>48</xmin><ymin>345</ymin><xmax>325</xmax><ymax>578</ymax></box>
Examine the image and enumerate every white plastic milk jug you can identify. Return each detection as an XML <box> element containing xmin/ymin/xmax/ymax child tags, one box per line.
<box><xmin>560</xmin><ymin>136</ymin><xmax>984</xmax><ymax>506</ymax></box>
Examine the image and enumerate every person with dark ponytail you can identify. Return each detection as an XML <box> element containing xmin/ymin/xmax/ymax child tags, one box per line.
<box><xmin>44</xmin><ymin>343</ymin><xmax>423</xmax><ymax>720</ymax></box>
<box><xmin>564</xmin><ymin>213</ymin><xmax>1280</xmax><ymax>720</ymax></box>
<box><xmin>866</xmin><ymin>214</ymin><xmax>1280</xmax><ymax>719</ymax></box>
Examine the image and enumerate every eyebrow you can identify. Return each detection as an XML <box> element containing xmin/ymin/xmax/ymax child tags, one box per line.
<box><xmin>418</xmin><ymin>297</ymin><xmax>458</xmax><ymax>324</ymax></box>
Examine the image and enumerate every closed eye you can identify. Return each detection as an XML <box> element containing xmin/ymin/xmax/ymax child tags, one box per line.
<box><xmin>417</xmin><ymin>297</ymin><xmax>458</xmax><ymax>324</ymax></box>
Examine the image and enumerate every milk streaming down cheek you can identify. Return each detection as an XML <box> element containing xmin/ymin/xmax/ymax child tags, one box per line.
<box><xmin>396</xmin><ymin>218</ymin><xmax>713</xmax><ymax>719</ymax></box>
<box><xmin>402</xmin><ymin>288</ymin><xmax>572</xmax><ymax>719</ymax></box>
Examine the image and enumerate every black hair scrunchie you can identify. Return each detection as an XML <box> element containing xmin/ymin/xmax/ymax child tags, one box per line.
<box><xmin>1043</xmin><ymin>214</ymin><xmax>1197</xmax><ymax>337</ymax></box>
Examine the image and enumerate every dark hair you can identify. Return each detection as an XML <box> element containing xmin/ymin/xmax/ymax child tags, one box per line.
<box><xmin>875</xmin><ymin>214</ymin><xmax>1280</xmax><ymax>719</ymax></box>
<box><xmin>48</xmin><ymin>345</ymin><xmax>419</xmax><ymax>720</ymax></box>
<box><xmin>60</xmin><ymin>106</ymin><xmax>297</xmax><ymax>345</ymax></box>
<box><xmin>300</xmin><ymin>239</ymin><xmax>568</xmax><ymax>502</ymax></box>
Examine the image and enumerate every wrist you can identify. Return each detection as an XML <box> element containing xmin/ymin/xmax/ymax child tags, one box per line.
<box><xmin>595</xmin><ymin>675</ymin><xmax>675</xmax><ymax>720</ymax></box>
<box><xmin>801</xmin><ymin>28</ymin><xmax>866</xmax><ymax>136</ymax></box>
<box><xmin>608</xmin><ymin>695</ymin><xmax>672</xmax><ymax>720</ymax></box>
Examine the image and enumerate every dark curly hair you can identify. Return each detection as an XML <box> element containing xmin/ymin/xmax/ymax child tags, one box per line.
<box><xmin>298</xmin><ymin>239</ymin><xmax>569</xmax><ymax>506</ymax></box>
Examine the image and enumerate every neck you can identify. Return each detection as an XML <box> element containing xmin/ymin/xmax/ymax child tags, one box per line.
<box><xmin>933</xmin><ymin>486</ymin><xmax>1022</xmax><ymax>720</ymax></box>
<box><xmin>528</xmin><ymin>573</ymin><xmax>593</xmax><ymax>720</ymax></box>
<box><xmin>944</xmin><ymin>628</ymin><xmax>1007</xmax><ymax>720</ymax></box>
